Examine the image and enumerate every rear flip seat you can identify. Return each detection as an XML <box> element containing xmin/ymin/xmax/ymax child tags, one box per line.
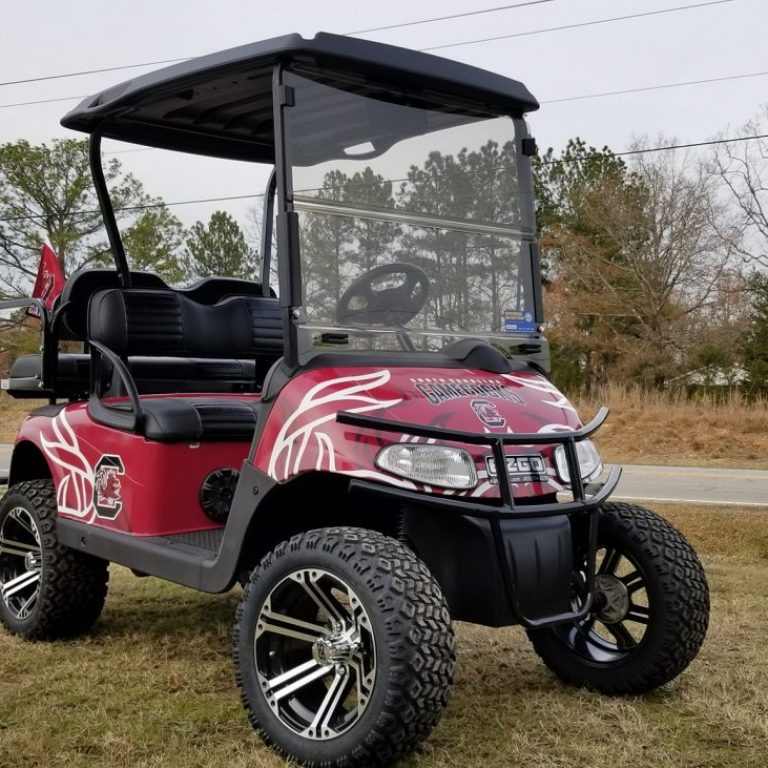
<box><xmin>87</xmin><ymin>288</ymin><xmax>283</xmax><ymax>442</ymax></box>
<box><xmin>6</xmin><ymin>354</ymin><xmax>259</xmax><ymax>398</ymax></box>
<box><xmin>5</xmin><ymin>269</ymin><xmax>272</xmax><ymax>400</ymax></box>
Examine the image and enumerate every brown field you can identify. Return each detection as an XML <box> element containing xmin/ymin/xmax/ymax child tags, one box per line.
<box><xmin>0</xmin><ymin>392</ymin><xmax>46</xmax><ymax>443</ymax></box>
<box><xmin>0</xmin><ymin>503</ymin><xmax>766</xmax><ymax>768</ymax></box>
<box><xmin>4</xmin><ymin>384</ymin><xmax>768</xmax><ymax>469</ymax></box>
<box><xmin>576</xmin><ymin>384</ymin><xmax>768</xmax><ymax>468</ymax></box>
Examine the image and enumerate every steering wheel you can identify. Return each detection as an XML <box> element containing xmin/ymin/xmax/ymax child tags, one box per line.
<box><xmin>336</xmin><ymin>263</ymin><xmax>430</xmax><ymax>327</ymax></box>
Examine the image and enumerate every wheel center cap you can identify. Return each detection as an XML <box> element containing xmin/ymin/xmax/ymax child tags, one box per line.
<box><xmin>594</xmin><ymin>574</ymin><xmax>629</xmax><ymax>624</ymax></box>
<box><xmin>312</xmin><ymin>629</ymin><xmax>361</xmax><ymax>666</ymax></box>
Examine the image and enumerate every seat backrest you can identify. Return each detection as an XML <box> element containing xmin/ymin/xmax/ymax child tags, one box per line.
<box><xmin>59</xmin><ymin>269</ymin><xmax>267</xmax><ymax>341</ymax></box>
<box><xmin>88</xmin><ymin>288</ymin><xmax>283</xmax><ymax>361</ymax></box>
<box><xmin>58</xmin><ymin>269</ymin><xmax>169</xmax><ymax>340</ymax></box>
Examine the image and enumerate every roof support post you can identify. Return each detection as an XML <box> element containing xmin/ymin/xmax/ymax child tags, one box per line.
<box><xmin>272</xmin><ymin>64</ymin><xmax>300</xmax><ymax>369</ymax></box>
<box><xmin>89</xmin><ymin>132</ymin><xmax>131</xmax><ymax>287</ymax></box>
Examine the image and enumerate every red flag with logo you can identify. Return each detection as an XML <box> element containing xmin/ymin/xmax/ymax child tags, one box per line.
<box><xmin>27</xmin><ymin>244</ymin><xmax>65</xmax><ymax>318</ymax></box>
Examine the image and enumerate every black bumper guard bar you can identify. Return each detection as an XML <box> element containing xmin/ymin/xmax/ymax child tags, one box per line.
<box><xmin>336</xmin><ymin>407</ymin><xmax>622</xmax><ymax>629</ymax></box>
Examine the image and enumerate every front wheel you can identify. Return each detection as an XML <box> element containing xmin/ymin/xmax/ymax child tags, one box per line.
<box><xmin>528</xmin><ymin>502</ymin><xmax>709</xmax><ymax>695</ymax></box>
<box><xmin>233</xmin><ymin>527</ymin><xmax>455</xmax><ymax>767</ymax></box>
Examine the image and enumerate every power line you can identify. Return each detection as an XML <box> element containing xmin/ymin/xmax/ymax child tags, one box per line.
<box><xmin>537</xmin><ymin>133</ymin><xmax>768</xmax><ymax>164</ymax></box>
<box><xmin>0</xmin><ymin>2</ymin><xmax>556</xmax><ymax>89</ymax></box>
<box><xmin>0</xmin><ymin>95</ymin><xmax>86</xmax><ymax>110</ymax></box>
<box><xmin>0</xmin><ymin>192</ymin><xmax>265</xmax><ymax>224</ymax></box>
<box><xmin>0</xmin><ymin>0</ymin><xmax>731</xmax><ymax>91</ymax></box>
<box><xmin>541</xmin><ymin>69</ymin><xmax>768</xmax><ymax>104</ymax></box>
<box><xmin>611</xmin><ymin>133</ymin><xmax>768</xmax><ymax>159</ymax></box>
<box><xmin>3</xmin><ymin>131</ymin><xmax>768</xmax><ymax>226</ymax></box>
<box><xmin>4</xmin><ymin>64</ymin><xmax>767</xmax><ymax>117</ymax></box>
<box><xmin>0</xmin><ymin>58</ymin><xmax>186</xmax><ymax>89</ymax></box>
<box><xmin>346</xmin><ymin>0</ymin><xmax>556</xmax><ymax>35</ymax></box>
<box><xmin>422</xmin><ymin>0</ymin><xmax>733</xmax><ymax>51</ymax></box>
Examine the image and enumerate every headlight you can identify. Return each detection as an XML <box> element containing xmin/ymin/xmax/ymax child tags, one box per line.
<box><xmin>554</xmin><ymin>440</ymin><xmax>603</xmax><ymax>484</ymax></box>
<box><xmin>375</xmin><ymin>444</ymin><xmax>478</xmax><ymax>489</ymax></box>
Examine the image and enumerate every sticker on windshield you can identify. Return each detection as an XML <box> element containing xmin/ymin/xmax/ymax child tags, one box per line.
<box><xmin>503</xmin><ymin>309</ymin><xmax>536</xmax><ymax>334</ymax></box>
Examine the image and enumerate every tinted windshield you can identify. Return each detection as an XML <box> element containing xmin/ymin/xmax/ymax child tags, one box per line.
<box><xmin>284</xmin><ymin>70</ymin><xmax>538</xmax><ymax>361</ymax></box>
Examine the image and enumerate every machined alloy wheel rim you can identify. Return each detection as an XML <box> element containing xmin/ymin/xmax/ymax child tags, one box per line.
<box><xmin>0</xmin><ymin>507</ymin><xmax>42</xmax><ymax>621</ymax></box>
<box><xmin>557</xmin><ymin>544</ymin><xmax>651</xmax><ymax>662</ymax></box>
<box><xmin>254</xmin><ymin>568</ymin><xmax>376</xmax><ymax>741</ymax></box>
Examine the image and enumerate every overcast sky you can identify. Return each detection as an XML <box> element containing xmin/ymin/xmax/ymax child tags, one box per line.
<box><xmin>0</xmin><ymin>0</ymin><xmax>765</xmax><ymax>229</ymax></box>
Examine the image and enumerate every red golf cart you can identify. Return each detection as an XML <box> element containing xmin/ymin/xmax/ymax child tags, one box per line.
<box><xmin>0</xmin><ymin>33</ymin><xmax>708</xmax><ymax>767</ymax></box>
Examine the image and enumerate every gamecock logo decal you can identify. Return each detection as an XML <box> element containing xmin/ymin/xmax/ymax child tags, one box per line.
<box><xmin>470</xmin><ymin>399</ymin><xmax>507</xmax><ymax>429</ymax></box>
<box><xmin>93</xmin><ymin>455</ymin><xmax>125</xmax><ymax>520</ymax></box>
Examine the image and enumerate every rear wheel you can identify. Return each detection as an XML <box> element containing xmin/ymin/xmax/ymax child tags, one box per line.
<box><xmin>0</xmin><ymin>480</ymin><xmax>109</xmax><ymax>640</ymax></box>
<box><xmin>528</xmin><ymin>502</ymin><xmax>709</xmax><ymax>694</ymax></box>
<box><xmin>233</xmin><ymin>527</ymin><xmax>455</xmax><ymax>767</ymax></box>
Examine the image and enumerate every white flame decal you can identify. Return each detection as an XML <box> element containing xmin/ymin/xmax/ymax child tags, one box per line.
<box><xmin>268</xmin><ymin>370</ymin><xmax>402</xmax><ymax>482</ymax></box>
<box><xmin>501</xmin><ymin>373</ymin><xmax>578</xmax><ymax>415</ymax></box>
<box><xmin>40</xmin><ymin>411</ymin><xmax>96</xmax><ymax>521</ymax></box>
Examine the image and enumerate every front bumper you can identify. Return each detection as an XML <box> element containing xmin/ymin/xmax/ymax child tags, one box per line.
<box><xmin>338</xmin><ymin>408</ymin><xmax>622</xmax><ymax>629</ymax></box>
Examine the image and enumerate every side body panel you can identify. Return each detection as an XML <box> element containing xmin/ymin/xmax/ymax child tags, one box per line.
<box><xmin>16</xmin><ymin>398</ymin><xmax>253</xmax><ymax>536</ymax></box>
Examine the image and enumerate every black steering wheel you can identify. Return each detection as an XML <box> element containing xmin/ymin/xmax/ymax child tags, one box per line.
<box><xmin>336</xmin><ymin>263</ymin><xmax>430</xmax><ymax>327</ymax></box>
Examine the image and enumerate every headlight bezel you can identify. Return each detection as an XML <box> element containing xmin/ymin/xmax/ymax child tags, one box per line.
<box><xmin>375</xmin><ymin>443</ymin><xmax>479</xmax><ymax>490</ymax></box>
<box><xmin>553</xmin><ymin>439</ymin><xmax>603</xmax><ymax>484</ymax></box>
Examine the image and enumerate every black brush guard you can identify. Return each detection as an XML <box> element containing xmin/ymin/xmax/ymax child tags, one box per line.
<box><xmin>337</xmin><ymin>407</ymin><xmax>622</xmax><ymax>629</ymax></box>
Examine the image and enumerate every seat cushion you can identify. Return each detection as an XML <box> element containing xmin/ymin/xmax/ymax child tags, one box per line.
<box><xmin>137</xmin><ymin>397</ymin><xmax>262</xmax><ymax>442</ymax></box>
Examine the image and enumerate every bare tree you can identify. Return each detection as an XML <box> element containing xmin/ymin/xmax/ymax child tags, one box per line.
<box><xmin>712</xmin><ymin>107</ymin><xmax>768</xmax><ymax>268</ymax></box>
<box><xmin>547</xmin><ymin>140</ymin><xmax>739</xmax><ymax>387</ymax></box>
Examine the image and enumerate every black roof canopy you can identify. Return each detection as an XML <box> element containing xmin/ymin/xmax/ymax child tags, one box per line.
<box><xmin>61</xmin><ymin>32</ymin><xmax>539</xmax><ymax>163</ymax></box>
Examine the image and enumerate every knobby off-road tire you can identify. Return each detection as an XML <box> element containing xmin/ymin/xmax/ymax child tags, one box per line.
<box><xmin>233</xmin><ymin>526</ymin><xmax>456</xmax><ymax>767</ymax></box>
<box><xmin>528</xmin><ymin>502</ymin><xmax>709</xmax><ymax>695</ymax></box>
<box><xmin>0</xmin><ymin>480</ymin><xmax>109</xmax><ymax>640</ymax></box>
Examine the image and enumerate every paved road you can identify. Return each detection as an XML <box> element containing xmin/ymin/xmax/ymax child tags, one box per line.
<box><xmin>613</xmin><ymin>464</ymin><xmax>768</xmax><ymax>507</ymax></box>
<box><xmin>0</xmin><ymin>444</ymin><xmax>10</xmax><ymax>479</ymax></box>
<box><xmin>0</xmin><ymin>443</ymin><xmax>766</xmax><ymax>505</ymax></box>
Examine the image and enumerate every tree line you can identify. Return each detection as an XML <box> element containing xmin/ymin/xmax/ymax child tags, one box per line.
<box><xmin>0</xmin><ymin>139</ymin><xmax>254</xmax><ymax>293</ymax></box>
<box><xmin>4</xmin><ymin>114</ymin><xmax>768</xmax><ymax>397</ymax></box>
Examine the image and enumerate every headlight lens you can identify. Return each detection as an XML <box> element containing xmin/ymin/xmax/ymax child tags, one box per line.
<box><xmin>554</xmin><ymin>440</ymin><xmax>603</xmax><ymax>484</ymax></box>
<box><xmin>375</xmin><ymin>444</ymin><xmax>478</xmax><ymax>489</ymax></box>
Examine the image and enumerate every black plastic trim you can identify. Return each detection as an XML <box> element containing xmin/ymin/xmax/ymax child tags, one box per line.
<box><xmin>87</xmin><ymin>339</ymin><xmax>142</xmax><ymax>432</ymax></box>
<box><xmin>57</xmin><ymin>460</ymin><xmax>277</xmax><ymax>593</ymax></box>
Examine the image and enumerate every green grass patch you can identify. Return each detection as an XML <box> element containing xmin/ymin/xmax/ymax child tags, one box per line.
<box><xmin>1</xmin><ymin>506</ymin><xmax>767</xmax><ymax>767</ymax></box>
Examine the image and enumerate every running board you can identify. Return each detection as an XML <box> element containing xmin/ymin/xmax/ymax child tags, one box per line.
<box><xmin>56</xmin><ymin>519</ymin><xmax>234</xmax><ymax>592</ymax></box>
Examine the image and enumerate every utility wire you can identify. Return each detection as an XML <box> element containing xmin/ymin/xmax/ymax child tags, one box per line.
<box><xmin>0</xmin><ymin>1</ymin><xmax>556</xmax><ymax>89</ymax></box>
<box><xmin>0</xmin><ymin>95</ymin><xmax>85</xmax><ymax>110</ymax></box>
<box><xmin>541</xmin><ymin>69</ymin><xmax>768</xmax><ymax>104</ymax></box>
<box><xmin>0</xmin><ymin>0</ymin><xmax>732</xmax><ymax>91</ymax></box>
<box><xmin>5</xmin><ymin>64</ymin><xmax>767</xmax><ymax>118</ymax></box>
<box><xmin>0</xmin><ymin>58</ymin><xmax>186</xmax><ymax>89</ymax></box>
<box><xmin>422</xmin><ymin>0</ymin><xmax>733</xmax><ymax>51</ymax></box>
<box><xmin>346</xmin><ymin>0</ymin><xmax>556</xmax><ymax>35</ymax></box>
<box><xmin>3</xmin><ymin>131</ymin><xmax>768</xmax><ymax>226</ymax></box>
<box><xmin>0</xmin><ymin>193</ymin><xmax>265</xmax><ymax>224</ymax></box>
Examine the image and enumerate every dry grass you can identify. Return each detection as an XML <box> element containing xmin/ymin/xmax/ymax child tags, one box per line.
<box><xmin>0</xmin><ymin>392</ymin><xmax>47</xmax><ymax>442</ymax></box>
<box><xmin>3</xmin><ymin>385</ymin><xmax>768</xmax><ymax>469</ymax></box>
<box><xmin>0</xmin><ymin>504</ymin><xmax>766</xmax><ymax>768</ymax></box>
<box><xmin>575</xmin><ymin>384</ymin><xmax>768</xmax><ymax>469</ymax></box>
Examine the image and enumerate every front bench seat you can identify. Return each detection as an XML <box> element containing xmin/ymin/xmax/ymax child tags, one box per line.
<box><xmin>109</xmin><ymin>396</ymin><xmax>263</xmax><ymax>441</ymax></box>
<box><xmin>87</xmin><ymin>288</ymin><xmax>283</xmax><ymax>442</ymax></box>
